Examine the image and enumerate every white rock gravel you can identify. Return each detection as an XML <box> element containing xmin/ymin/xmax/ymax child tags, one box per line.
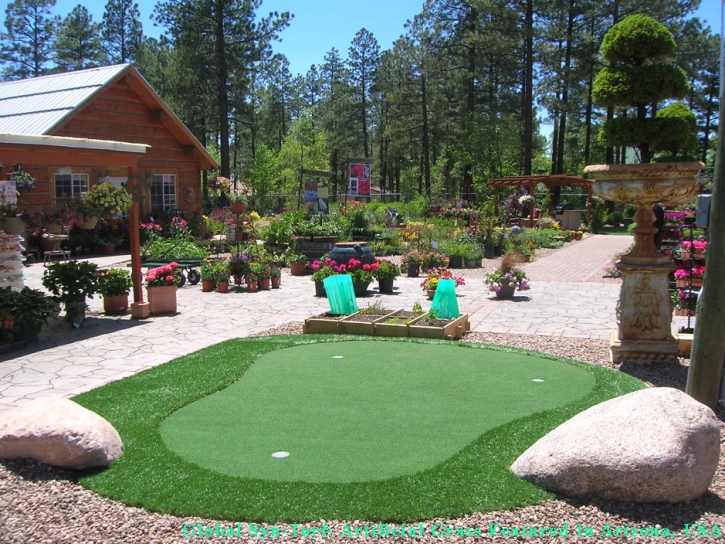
<box><xmin>1</xmin><ymin>328</ymin><xmax>723</xmax><ymax>543</ymax></box>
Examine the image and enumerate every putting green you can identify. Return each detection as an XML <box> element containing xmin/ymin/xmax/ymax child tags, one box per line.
<box><xmin>160</xmin><ymin>341</ymin><xmax>595</xmax><ymax>483</ymax></box>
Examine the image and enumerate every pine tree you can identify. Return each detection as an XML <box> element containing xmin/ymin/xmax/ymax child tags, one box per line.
<box><xmin>55</xmin><ymin>5</ymin><xmax>105</xmax><ymax>71</ymax></box>
<box><xmin>102</xmin><ymin>0</ymin><xmax>143</xmax><ymax>64</ymax></box>
<box><xmin>348</xmin><ymin>28</ymin><xmax>380</xmax><ymax>158</ymax></box>
<box><xmin>0</xmin><ymin>0</ymin><xmax>58</xmax><ymax>79</ymax></box>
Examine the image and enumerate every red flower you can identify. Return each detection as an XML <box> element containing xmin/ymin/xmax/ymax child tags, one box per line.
<box><xmin>362</xmin><ymin>264</ymin><xmax>371</xmax><ymax>272</ymax></box>
<box><xmin>165</xmin><ymin>275</ymin><xmax>174</xmax><ymax>283</ymax></box>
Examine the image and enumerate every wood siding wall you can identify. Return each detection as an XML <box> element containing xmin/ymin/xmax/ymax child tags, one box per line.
<box><xmin>50</xmin><ymin>79</ymin><xmax>202</xmax><ymax>216</ymax></box>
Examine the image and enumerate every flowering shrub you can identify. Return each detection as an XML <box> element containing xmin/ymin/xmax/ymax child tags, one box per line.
<box><xmin>674</xmin><ymin>266</ymin><xmax>705</xmax><ymax>279</ymax></box>
<box><xmin>420</xmin><ymin>267</ymin><xmax>465</xmax><ymax>291</ymax></box>
<box><xmin>420</xmin><ymin>252</ymin><xmax>449</xmax><ymax>270</ymax></box>
<box><xmin>371</xmin><ymin>259</ymin><xmax>399</xmax><ymax>281</ymax></box>
<box><xmin>400</xmin><ymin>251</ymin><xmax>423</xmax><ymax>269</ymax></box>
<box><xmin>145</xmin><ymin>262</ymin><xmax>180</xmax><ymax>286</ymax></box>
<box><xmin>672</xmin><ymin>290</ymin><xmax>697</xmax><ymax>310</ymax></box>
<box><xmin>679</xmin><ymin>240</ymin><xmax>707</xmax><ymax>252</ymax></box>
<box><xmin>310</xmin><ymin>258</ymin><xmax>339</xmax><ymax>282</ymax></box>
<box><xmin>484</xmin><ymin>266</ymin><xmax>530</xmax><ymax>293</ymax></box>
<box><xmin>345</xmin><ymin>259</ymin><xmax>374</xmax><ymax>284</ymax></box>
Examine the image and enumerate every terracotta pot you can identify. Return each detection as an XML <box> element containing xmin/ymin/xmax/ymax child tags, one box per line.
<box><xmin>101</xmin><ymin>243</ymin><xmax>116</xmax><ymax>255</ymax></box>
<box><xmin>426</xmin><ymin>289</ymin><xmax>436</xmax><ymax>300</ymax></box>
<box><xmin>674</xmin><ymin>307</ymin><xmax>696</xmax><ymax>317</ymax></box>
<box><xmin>1</xmin><ymin>217</ymin><xmax>26</xmax><ymax>235</ymax></box>
<box><xmin>676</xmin><ymin>278</ymin><xmax>703</xmax><ymax>288</ymax></box>
<box><xmin>231</xmin><ymin>202</ymin><xmax>245</xmax><ymax>214</ymax></box>
<box><xmin>201</xmin><ymin>280</ymin><xmax>216</xmax><ymax>292</ymax></box>
<box><xmin>290</xmin><ymin>262</ymin><xmax>307</xmax><ymax>276</ymax></box>
<box><xmin>260</xmin><ymin>278</ymin><xmax>271</xmax><ymax>290</ymax></box>
<box><xmin>3</xmin><ymin>319</ymin><xmax>14</xmax><ymax>329</ymax></box>
<box><xmin>246</xmin><ymin>280</ymin><xmax>259</xmax><ymax>293</ymax></box>
<box><xmin>271</xmin><ymin>276</ymin><xmax>281</xmax><ymax>289</ymax></box>
<box><xmin>79</xmin><ymin>216</ymin><xmax>98</xmax><ymax>230</ymax></box>
<box><xmin>103</xmin><ymin>294</ymin><xmax>129</xmax><ymax>315</ymax></box>
<box><xmin>217</xmin><ymin>280</ymin><xmax>229</xmax><ymax>293</ymax></box>
<box><xmin>147</xmin><ymin>285</ymin><xmax>177</xmax><ymax>314</ymax></box>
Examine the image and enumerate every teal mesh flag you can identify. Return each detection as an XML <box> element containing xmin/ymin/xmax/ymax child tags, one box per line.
<box><xmin>431</xmin><ymin>279</ymin><xmax>460</xmax><ymax>319</ymax></box>
<box><xmin>324</xmin><ymin>274</ymin><xmax>358</xmax><ymax>314</ymax></box>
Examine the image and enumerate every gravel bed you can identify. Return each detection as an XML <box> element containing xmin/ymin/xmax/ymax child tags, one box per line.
<box><xmin>2</xmin><ymin>323</ymin><xmax>722</xmax><ymax>543</ymax></box>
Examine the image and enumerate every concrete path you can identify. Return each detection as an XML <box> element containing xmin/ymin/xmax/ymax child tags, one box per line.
<box><xmin>1</xmin><ymin>233</ymin><xmax>690</xmax><ymax>414</ymax></box>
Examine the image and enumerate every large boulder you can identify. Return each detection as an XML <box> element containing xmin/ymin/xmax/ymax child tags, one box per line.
<box><xmin>511</xmin><ymin>387</ymin><xmax>720</xmax><ymax>503</ymax></box>
<box><xmin>0</xmin><ymin>398</ymin><xmax>122</xmax><ymax>469</ymax></box>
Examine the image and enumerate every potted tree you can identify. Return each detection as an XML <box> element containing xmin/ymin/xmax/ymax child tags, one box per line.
<box><xmin>41</xmin><ymin>261</ymin><xmax>100</xmax><ymax>327</ymax></box>
<box><xmin>98</xmin><ymin>268</ymin><xmax>132</xmax><ymax>315</ymax></box>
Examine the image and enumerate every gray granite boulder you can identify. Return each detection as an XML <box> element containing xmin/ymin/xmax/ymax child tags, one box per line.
<box><xmin>0</xmin><ymin>398</ymin><xmax>122</xmax><ymax>469</ymax></box>
<box><xmin>511</xmin><ymin>387</ymin><xmax>720</xmax><ymax>503</ymax></box>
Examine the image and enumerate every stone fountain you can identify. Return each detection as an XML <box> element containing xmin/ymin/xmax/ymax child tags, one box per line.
<box><xmin>583</xmin><ymin>162</ymin><xmax>704</xmax><ymax>364</ymax></box>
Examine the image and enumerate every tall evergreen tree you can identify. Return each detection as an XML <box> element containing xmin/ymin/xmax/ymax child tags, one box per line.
<box><xmin>348</xmin><ymin>28</ymin><xmax>380</xmax><ymax>158</ymax></box>
<box><xmin>102</xmin><ymin>0</ymin><xmax>143</xmax><ymax>64</ymax></box>
<box><xmin>155</xmin><ymin>0</ymin><xmax>291</xmax><ymax>178</ymax></box>
<box><xmin>55</xmin><ymin>5</ymin><xmax>105</xmax><ymax>71</ymax></box>
<box><xmin>0</xmin><ymin>0</ymin><xmax>58</xmax><ymax>79</ymax></box>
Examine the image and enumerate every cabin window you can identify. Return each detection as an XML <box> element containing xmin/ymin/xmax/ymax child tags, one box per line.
<box><xmin>150</xmin><ymin>174</ymin><xmax>177</xmax><ymax>212</ymax></box>
<box><xmin>54</xmin><ymin>173</ymin><xmax>89</xmax><ymax>199</ymax></box>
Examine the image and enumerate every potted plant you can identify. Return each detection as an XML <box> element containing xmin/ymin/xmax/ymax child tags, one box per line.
<box><xmin>216</xmin><ymin>260</ymin><xmax>231</xmax><ymax>293</ymax></box>
<box><xmin>310</xmin><ymin>258</ymin><xmax>339</xmax><ymax>297</ymax></box>
<box><xmin>672</xmin><ymin>289</ymin><xmax>697</xmax><ymax>317</ymax></box>
<box><xmin>200</xmin><ymin>259</ymin><xmax>217</xmax><ymax>292</ymax></box>
<box><xmin>400</xmin><ymin>251</ymin><xmax>423</xmax><ymax>277</ymax></box>
<box><xmin>674</xmin><ymin>266</ymin><xmax>704</xmax><ymax>288</ymax></box>
<box><xmin>371</xmin><ymin>259</ymin><xmax>400</xmax><ymax>294</ymax></box>
<box><xmin>228</xmin><ymin>253</ymin><xmax>249</xmax><ymax>284</ymax></box>
<box><xmin>11</xmin><ymin>171</ymin><xmax>36</xmax><ymax>193</ymax></box>
<box><xmin>229</xmin><ymin>193</ymin><xmax>247</xmax><ymax>215</ymax></box>
<box><xmin>247</xmin><ymin>263</ymin><xmax>265</xmax><ymax>293</ymax></box>
<box><xmin>83</xmin><ymin>182</ymin><xmax>133</xmax><ymax>221</ymax></box>
<box><xmin>41</xmin><ymin>260</ymin><xmax>100</xmax><ymax>326</ymax></box>
<box><xmin>679</xmin><ymin>240</ymin><xmax>706</xmax><ymax>260</ymax></box>
<box><xmin>343</xmin><ymin>258</ymin><xmax>373</xmax><ymax>297</ymax></box>
<box><xmin>420</xmin><ymin>268</ymin><xmax>465</xmax><ymax>300</ymax></box>
<box><xmin>0</xmin><ymin>287</ymin><xmax>59</xmax><ymax>342</ymax></box>
<box><xmin>145</xmin><ymin>262</ymin><xmax>181</xmax><ymax>314</ymax></box>
<box><xmin>0</xmin><ymin>201</ymin><xmax>26</xmax><ymax>235</ymax></box>
<box><xmin>484</xmin><ymin>265</ymin><xmax>531</xmax><ymax>300</ymax></box>
<box><xmin>98</xmin><ymin>235</ymin><xmax>122</xmax><ymax>255</ymax></box>
<box><xmin>288</xmin><ymin>253</ymin><xmax>309</xmax><ymax>276</ymax></box>
<box><xmin>98</xmin><ymin>268</ymin><xmax>132</xmax><ymax>315</ymax></box>
<box><xmin>270</xmin><ymin>266</ymin><xmax>282</xmax><ymax>289</ymax></box>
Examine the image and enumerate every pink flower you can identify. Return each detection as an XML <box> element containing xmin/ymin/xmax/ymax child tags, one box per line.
<box><xmin>166</xmin><ymin>275</ymin><xmax>174</xmax><ymax>283</ymax></box>
<box><xmin>169</xmin><ymin>262</ymin><xmax>179</xmax><ymax>270</ymax></box>
<box><xmin>311</xmin><ymin>263</ymin><xmax>320</xmax><ymax>270</ymax></box>
<box><xmin>146</xmin><ymin>271</ymin><xmax>156</xmax><ymax>281</ymax></box>
<box><xmin>362</xmin><ymin>264</ymin><xmax>371</xmax><ymax>272</ymax></box>
<box><xmin>338</xmin><ymin>264</ymin><xmax>346</xmax><ymax>272</ymax></box>
<box><xmin>371</xmin><ymin>263</ymin><xmax>380</xmax><ymax>271</ymax></box>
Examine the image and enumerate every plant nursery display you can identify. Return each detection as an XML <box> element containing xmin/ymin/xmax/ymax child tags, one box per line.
<box><xmin>145</xmin><ymin>262</ymin><xmax>181</xmax><ymax>314</ymax></box>
<box><xmin>98</xmin><ymin>268</ymin><xmax>132</xmax><ymax>315</ymax></box>
<box><xmin>42</xmin><ymin>261</ymin><xmax>100</xmax><ymax>326</ymax></box>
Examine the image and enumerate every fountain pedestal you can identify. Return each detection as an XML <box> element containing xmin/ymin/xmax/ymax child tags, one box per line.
<box><xmin>584</xmin><ymin>162</ymin><xmax>704</xmax><ymax>364</ymax></box>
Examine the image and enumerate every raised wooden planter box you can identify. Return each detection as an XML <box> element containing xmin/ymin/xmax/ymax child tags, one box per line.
<box><xmin>675</xmin><ymin>332</ymin><xmax>693</xmax><ymax>358</ymax></box>
<box><xmin>339</xmin><ymin>311</ymin><xmax>396</xmax><ymax>335</ymax></box>
<box><xmin>302</xmin><ymin>312</ymin><xmax>352</xmax><ymax>334</ymax></box>
<box><xmin>374</xmin><ymin>310</ymin><xmax>419</xmax><ymax>337</ymax></box>
<box><xmin>292</xmin><ymin>236</ymin><xmax>340</xmax><ymax>261</ymax></box>
<box><xmin>408</xmin><ymin>314</ymin><xmax>470</xmax><ymax>340</ymax></box>
<box><xmin>303</xmin><ymin>310</ymin><xmax>470</xmax><ymax>340</ymax></box>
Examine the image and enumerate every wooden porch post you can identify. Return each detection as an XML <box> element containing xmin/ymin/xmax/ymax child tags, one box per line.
<box><xmin>128</xmin><ymin>168</ymin><xmax>150</xmax><ymax>319</ymax></box>
<box><xmin>586</xmin><ymin>184</ymin><xmax>593</xmax><ymax>226</ymax></box>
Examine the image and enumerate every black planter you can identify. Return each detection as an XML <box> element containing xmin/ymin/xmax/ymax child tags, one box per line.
<box><xmin>314</xmin><ymin>281</ymin><xmax>326</xmax><ymax>297</ymax></box>
<box><xmin>494</xmin><ymin>244</ymin><xmax>503</xmax><ymax>257</ymax></box>
<box><xmin>407</xmin><ymin>265</ymin><xmax>420</xmax><ymax>277</ymax></box>
<box><xmin>378</xmin><ymin>277</ymin><xmax>394</xmax><ymax>294</ymax></box>
<box><xmin>448</xmin><ymin>256</ymin><xmax>463</xmax><ymax>269</ymax></box>
<box><xmin>484</xmin><ymin>245</ymin><xmax>495</xmax><ymax>259</ymax></box>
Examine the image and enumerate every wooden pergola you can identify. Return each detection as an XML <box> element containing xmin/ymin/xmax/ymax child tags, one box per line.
<box><xmin>489</xmin><ymin>175</ymin><xmax>593</xmax><ymax>228</ymax></box>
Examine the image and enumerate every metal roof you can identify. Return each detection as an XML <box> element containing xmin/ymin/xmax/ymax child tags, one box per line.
<box><xmin>0</xmin><ymin>64</ymin><xmax>128</xmax><ymax>135</ymax></box>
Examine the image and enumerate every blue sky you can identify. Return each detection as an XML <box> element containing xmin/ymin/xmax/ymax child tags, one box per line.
<box><xmin>39</xmin><ymin>0</ymin><xmax>722</xmax><ymax>77</ymax></box>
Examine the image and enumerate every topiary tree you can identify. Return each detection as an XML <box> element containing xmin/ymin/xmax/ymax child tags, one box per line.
<box><xmin>592</xmin><ymin>15</ymin><xmax>696</xmax><ymax>163</ymax></box>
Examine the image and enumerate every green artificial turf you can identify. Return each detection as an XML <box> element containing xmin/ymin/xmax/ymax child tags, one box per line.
<box><xmin>73</xmin><ymin>336</ymin><xmax>645</xmax><ymax>523</ymax></box>
<box><xmin>160</xmin><ymin>342</ymin><xmax>594</xmax><ymax>483</ymax></box>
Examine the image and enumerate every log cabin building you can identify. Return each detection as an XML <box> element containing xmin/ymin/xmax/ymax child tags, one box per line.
<box><xmin>0</xmin><ymin>64</ymin><xmax>218</xmax><ymax>218</ymax></box>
